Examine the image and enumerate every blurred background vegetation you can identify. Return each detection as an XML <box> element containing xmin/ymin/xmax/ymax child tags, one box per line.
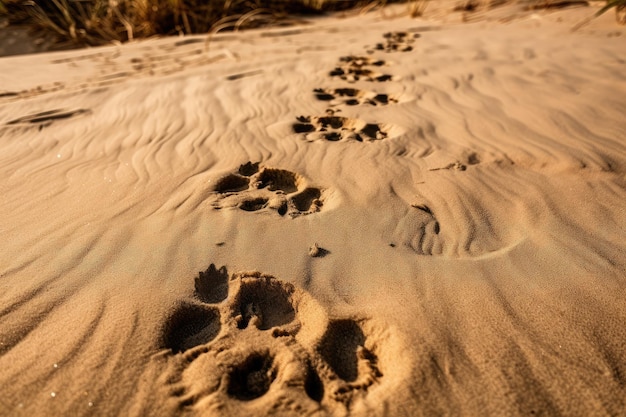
<box><xmin>0</xmin><ymin>0</ymin><xmax>414</xmax><ymax>46</ymax></box>
<box><xmin>0</xmin><ymin>0</ymin><xmax>623</xmax><ymax>48</ymax></box>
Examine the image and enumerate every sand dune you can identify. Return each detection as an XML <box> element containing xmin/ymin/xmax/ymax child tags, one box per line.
<box><xmin>1</xmin><ymin>3</ymin><xmax>625</xmax><ymax>416</ymax></box>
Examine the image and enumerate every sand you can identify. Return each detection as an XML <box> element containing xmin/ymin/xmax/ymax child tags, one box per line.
<box><xmin>1</xmin><ymin>2</ymin><xmax>625</xmax><ymax>416</ymax></box>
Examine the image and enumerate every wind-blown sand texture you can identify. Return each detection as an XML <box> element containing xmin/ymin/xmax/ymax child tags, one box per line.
<box><xmin>1</xmin><ymin>3</ymin><xmax>625</xmax><ymax>416</ymax></box>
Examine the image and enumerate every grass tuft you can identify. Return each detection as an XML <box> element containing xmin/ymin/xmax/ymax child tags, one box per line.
<box><xmin>596</xmin><ymin>0</ymin><xmax>626</xmax><ymax>23</ymax></box>
<box><xmin>571</xmin><ymin>0</ymin><xmax>626</xmax><ymax>29</ymax></box>
<box><xmin>407</xmin><ymin>0</ymin><xmax>429</xmax><ymax>16</ymax></box>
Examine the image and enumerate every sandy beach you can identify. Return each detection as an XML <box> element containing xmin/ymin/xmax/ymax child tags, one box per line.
<box><xmin>1</xmin><ymin>2</ymin><xmax>625</xmax><ymax>416</ymax></box>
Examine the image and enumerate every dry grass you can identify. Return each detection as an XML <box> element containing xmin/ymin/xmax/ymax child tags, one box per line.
<box><xmin>597</xmin><ymin>0</ymin><xmax>626</xmax><ymax>23</ymax></box>
<box><xmin>1</xmin><ymin>0</ymin><xmax>411</xmax><ymax>46</ymax></box>
<box><xmin>407</xmin><ymin>0</ymin><xmax>429</xmax><ymax>16</ymax></box>
<box><xmin>571</xmin><ymin>0</ymin><xmax>626</xmax><ymax>29</ymax></box>
<box><xmin>2</xmin><ymin>0</ymin><xmax>623</xmax><ymax>47</ymax></box>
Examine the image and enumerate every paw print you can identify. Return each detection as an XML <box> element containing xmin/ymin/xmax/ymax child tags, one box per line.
<box><xmin>313</xmin><ymin>87</ymin><xmax>398</xmax><ymax>107</ymax></box>
<box><xmin>328</xmin><ymin>56</ymin><xmax>395</xmax><ymax>83</ymax></box>
<box><xmin>209</xmin><ymin>162</ymin><xmax>324</xmax><ymax>217</ymax></box>
<box><xmin>292</xmin><ymin>114</ymin><xmax>395</xmax><ymax>142</ymax></box>
<box><xmin>160</xmin><ymin>265</ymin><xmax>393</xmax><ymax>415</ymax></box>
<box><xmin>367</xmin><ymin>32</ymin><xmax>420</xmax><ymax>53</ymax></box>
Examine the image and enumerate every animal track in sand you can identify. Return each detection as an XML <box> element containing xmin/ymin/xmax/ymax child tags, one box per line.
<box><xmin>194</xmin><ymin>264</ymin><xmax>229</xmax><ymax>304</ymax></box>
<box><xmin>293</xmin><ymin>114</ymin><xmax>397</xmax><ymax>143</ymax></box>
<box><xmin>392</xmin><ymin>190</ymin><xmax>527</xmax><ymax>258</ymax></box>
<box><xmin>0</xmin><ymin>82</ymin><xmax>66</xmax><ymax>103</ymax></box>
<box><xmin>161</xmin><ymin>265</ymin><xmax>391</xmax><ymax>415</ymax></box>
<box><xmin>164</xmin><ymin>302</ymin><xmax>221</xmax><ymax>354</ymax></box>
<box><xmin>231</xmin><ymin>276</ymin><xmax>297</xmax><ymax>330</ymax></box>
<box><xmin>226</xmin><ymin>352</ymin><xmax>277</xmax><ymax>401</ymax></box>
<box><xmin>366</xmin><ymin>32</ymin><xmax>420</xmax><ymax>54</ymax></box>
<box><xmin>392</xmin><ymin>203</ymin><xmax>443</xmax><ymax>256</ymax></box>
<box><xmin>210</xmin><ymin>162</ymin><xmax>324</xmax><ymax>217</ymax></box>
<box><xmin>212</xmin><ymin>173</ymin><xmax>250</xmax><ymax>193</ymax></box>
<box><xmin>329</xmin><ymin>56</ymin><xmax>395</xmax><ymax>83</ymax></box>
<box><xmin>313</xmin><ymin>87</ymin><xmax>398</xmax><ymax>106</ymax></box>
<box><xmin>3</xmin><ymin>108</ymin><xmax>90</xmax><ymax>130</ymax></box>
<box><xmin>428</xmin><ymin>153</ymin><xmax>482</xmax><ymax>172</ymax></box>
<box><xmin>0</xmin><ymin>91</ymin><xmax>19</xmax><ymax>98</ymax></box>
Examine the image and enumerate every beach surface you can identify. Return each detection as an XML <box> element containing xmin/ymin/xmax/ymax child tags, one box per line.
<box><xmin>1</xmin><ymin>3</ymin><xmax>625</xmax><ymax>416</ymax></box>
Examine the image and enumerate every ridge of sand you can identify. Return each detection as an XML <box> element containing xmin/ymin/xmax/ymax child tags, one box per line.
<box><xmin>0</xmin><ymin>3</ymin><xmax>625</xmax><ymax>416</ymax></box>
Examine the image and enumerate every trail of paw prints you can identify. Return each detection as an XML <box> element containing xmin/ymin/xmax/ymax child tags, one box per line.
<box><xmin>328</xmin><ymin>31</ymin><xmax>420</xmax><ymax>85</ymax></box>
<box><xmin>0</xmin><ymin>82</ymin><xmax>66</xmax><ymax>104</ymax></box>
<box><xmin>209</xmin><ymin>162</ymin><xmax>324</xmax><ymax>217</ymax></box>
<box><xmin>1</xmin><ymin>43</ymin><xmax>235</xmax><ymax>104</ymax></box>
<box><xmin>293</xmin><ymin>113</ymin><xmax>398</xmax><ymax>143</ymax></box>
<box><xmin>328</xmin><ymin>55</ymin><xmax>395</xmax><ymax>83</ymax></box>
<box><xmin>160</xmin><ymin>265</ymin><xmax>392</xmax><ymax>415</ymax></box>
<box><xmin>313</xmin><ymin>87</ymin><xmax>397</xmax><ymax>107</ymax></box>
<box><xmin>366</xmin><ymin>32</ymin><xmax>420</xmax><ymax>54</ymax></box>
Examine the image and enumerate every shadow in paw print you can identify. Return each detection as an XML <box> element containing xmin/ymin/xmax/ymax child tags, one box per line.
<box><xmin>238</xmin><ymin>161</ymin><xmax>260</xmax><ymax>176</ymax></box>
<box><xmin>257</xmin><ymin>168</ymin><xmax>299</xmax><ymax>194</ymax></box>
<box><xmin>277</xmin><ymin>201</ymin><xmax>289</xmax><ymax>216</ymax></box>
<box><xmin>335</xmin><ymin>88</ymin><xmax>360</xmax><ymax>99</ymax></box>
<box><xmin>239</xmin><ymin>197</ymin><xmax>268</xmax><ymax>211</ymax></box>
<box><xmin>466</xmin><ymin>152</ymin><xmax>480</xmax><ymax>165</ymax></box>
<box><xmin>164</xmin><ymin>303</ymin><xmax>221</xmax><ymax>353</ymax></box>
<box><xmin>372</xmin><ymin>94</ymin><xmax>393</xmax><ymax>105</ymax></box>
<box><xmin>291</xmin><ymin>188</ymin><xmax>322</xmax><ymax>212</ymax></box>
<box><xmin>323</xmin><ymin>132</ymin><xmax>342</xmax><ymax>141</ymax></box>
<box><xmin>234</xmin><ymin>279</ymin><xmax>296</xmax><ymax>330</ymax></box>
<box><xmin>305</xmin><ymin>363</ymin><xmax>325</xmax><ymax>402</ymax></box>
<box><xmin>195</xmin><ymin>264</ymin><xmax>229</xmax><ymax>303</ymax></box>
<box><xmin>227</xmin><ymin>352</ymin><xmax>276</xmax><ymax>401</ymax></box>
<box><xmin>361</xmin><ymin>124</ymin><xmax>385</xmax><ymax>140</ymax></box>
<box><xmin>213</xmin><ymin>174</ymin><xmax>250</xmax><ymax>193</ymax></box>
<box><xmin>293</xmin><ymin>123</ymin><xmax>315</xmax><ymax>133</ymax></box>
<box><xmin>318</xmin><ymin>320</ymin><xmax>366</xmax><ymax>382</ymax></box>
